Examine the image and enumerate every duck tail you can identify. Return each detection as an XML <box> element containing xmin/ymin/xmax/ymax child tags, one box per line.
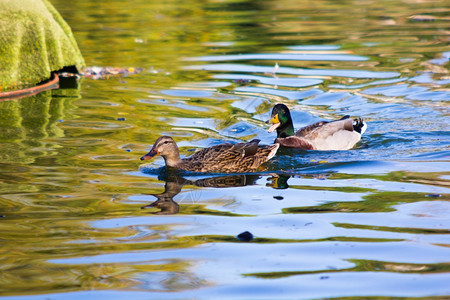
<box><xmin>267</xmin><ymin>143</ymin><xmax>280</xmax><ymax>160</ymax></box>
<box><xmin>353</xmin><ymin>118</ymin><xmax>367</xmax><ymax>135</ymax></box>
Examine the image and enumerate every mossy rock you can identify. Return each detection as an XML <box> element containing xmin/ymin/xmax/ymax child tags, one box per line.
<box><xmin>0</xmin><ymin>0</ymin><xmax>85</xmax><ymax>91</ymax></box>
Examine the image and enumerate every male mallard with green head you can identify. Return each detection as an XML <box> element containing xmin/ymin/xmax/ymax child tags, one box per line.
<box><xmin>141</xmin><ymin>136</ymin><xmax>279</xmax><ymax>173</ymax></box>
<box><xmin>266</xmin><ymin>103</ymin><xmax>367</xmax><ymax>150</ymax></box>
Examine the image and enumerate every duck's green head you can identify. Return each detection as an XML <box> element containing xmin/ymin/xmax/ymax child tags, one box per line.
<box><xmin>266</xmin><ymin>104</ymin><xmax>295</xmax><ymax>138</ymax></box>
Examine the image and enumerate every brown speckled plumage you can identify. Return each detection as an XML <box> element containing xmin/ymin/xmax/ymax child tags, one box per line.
<box><xmin>141</xmin><ymin>136</ymin><xmax>279</xmax><ymax>173</ymax></box>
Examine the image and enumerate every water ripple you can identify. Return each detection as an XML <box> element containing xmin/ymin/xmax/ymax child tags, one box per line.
<box><xmin>185</xmin><ymin>53</ymin><xmax>369</xmax><ymax>62</ymax></box>
<box><xmin>185</xmin><ymin>63</ymin><xmax>400</xmax><ymax>79</ymax></box>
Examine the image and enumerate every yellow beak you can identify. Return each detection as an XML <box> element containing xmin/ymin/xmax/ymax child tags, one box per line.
<box><xmin>269</xmin><ymin>114</ymin><xmax>280</xmax><ymax>124</ymax></box>
<box><xmin>267</xmin><ymin>114</ymin><xmax>280</xmax><ymax>133</ymax></box>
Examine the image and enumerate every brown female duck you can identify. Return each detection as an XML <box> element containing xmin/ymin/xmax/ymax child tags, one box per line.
<box><xmin>267</xmin><ymin>103</ymin><xmax>367</xmax><ymax>150</ymax></box>
<box><xmin>140</xmin><ymin>136</ymin><xmax>279</xmax><ymax>173</ymax></box>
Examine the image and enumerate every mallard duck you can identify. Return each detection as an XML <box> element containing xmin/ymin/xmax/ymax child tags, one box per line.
<box><xmin>140</xmin><ymin>136</ymin><xmax>279</xmax><ymax>173</ymax></box>
<box><xmin>266</xmin><ymin>103</ymin><xmax>367</xmax><ymax>150</ymax></box>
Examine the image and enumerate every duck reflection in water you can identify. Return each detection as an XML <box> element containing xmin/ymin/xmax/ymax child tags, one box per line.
<box><xmin>141</xmin><ymin>172</ymin><xmax>261</xmax><ymax>215</ymax></box>
<box><xmin>141</xmin><ymin>176</ymin><xmax>185</xmax><ymax>215</ymax></box>
<box><xmin>266</xmin><ymin>172</ymin><xmax>331</xmax><ymax>190</ymax></box>
<box><xmin>266</xmin><ymin>174</ymin><xmax>291</xmax><ymax>189</ymax></box>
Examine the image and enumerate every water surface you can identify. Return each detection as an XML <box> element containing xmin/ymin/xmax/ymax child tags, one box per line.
<box><xmin>0</xmin><ymin>0</ymin><xmax>449</xmax><ymax>298</ymax></box>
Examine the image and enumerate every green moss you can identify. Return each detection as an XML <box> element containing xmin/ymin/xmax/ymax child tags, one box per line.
<box><xmin>0</xmin><ymin>0</ymin><xmax>85</xmax><ymax>91</ymax></box>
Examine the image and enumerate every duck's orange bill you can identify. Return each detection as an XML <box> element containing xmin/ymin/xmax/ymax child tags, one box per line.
<box><xmin>266</xmin><ymin>114</ymin><xmax>280</xmax><ymax>133</ymax></box>
<box><xmin>140</xmin><ymin>149</ymin><xmax>159</xmax><ymax>160</ymax></box>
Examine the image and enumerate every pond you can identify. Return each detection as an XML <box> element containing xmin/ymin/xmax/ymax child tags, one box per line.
<box><xmin>0</xmin><ymin>0</ymin><xmax>449</xmax><ymax>298</ymax></box>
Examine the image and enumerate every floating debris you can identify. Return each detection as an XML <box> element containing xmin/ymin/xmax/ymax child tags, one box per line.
<box><xmin>409</xmin><ymin>15</ymin><xmax>436</xmax><ymax>22</ymax></box>
<box><xmin>233</xmin><ymin>79</ymin><xmax>251</xmax><ymax>85</ymax></box>
<box><xmin>273</xmin><ymin>62</ymin><xmax>279</xmax><ymax>75</ymax></box>
<box><xmin>237</xmin><ymin>231</ymin><xmax>254</xmax><ymax>242</ymax></box>
<box><xmin>273</xmin><ymin>195</ymin><xmax>284</xmax><ymax>200</ymax></box>
<box><xmin>425</xmin><ymin>194</ymin><xmax>441</xmax><ymax>198</ymax></box>
<box><xmin>310</xmin><ymin>159</ymin><xmax>328</xmax><ymax>164</ymax></box>
<box><xmin>82</xmin><ymin>66</ymin><xmax>144</xmax><ymax>80</ymax></box>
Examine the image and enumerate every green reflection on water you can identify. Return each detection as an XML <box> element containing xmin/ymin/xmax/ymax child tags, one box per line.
<box><xmin>0</xmin><ymin>0</ymin><xmax>448</xmax><ymax>297</ymax></box>
<box><xmin>0</xmin><ymin>91</ymin><xmax>74</xmax><ymax>164</ymax></box>
<box><xmin>244</xmin><ymin>259</ymin><xmax>450</xmax><ymax>279</ymax></box>
<box><xmin>283</xmin><ymin>190</ymin><xmax>444</xmax><ymax>214</ymax></box>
